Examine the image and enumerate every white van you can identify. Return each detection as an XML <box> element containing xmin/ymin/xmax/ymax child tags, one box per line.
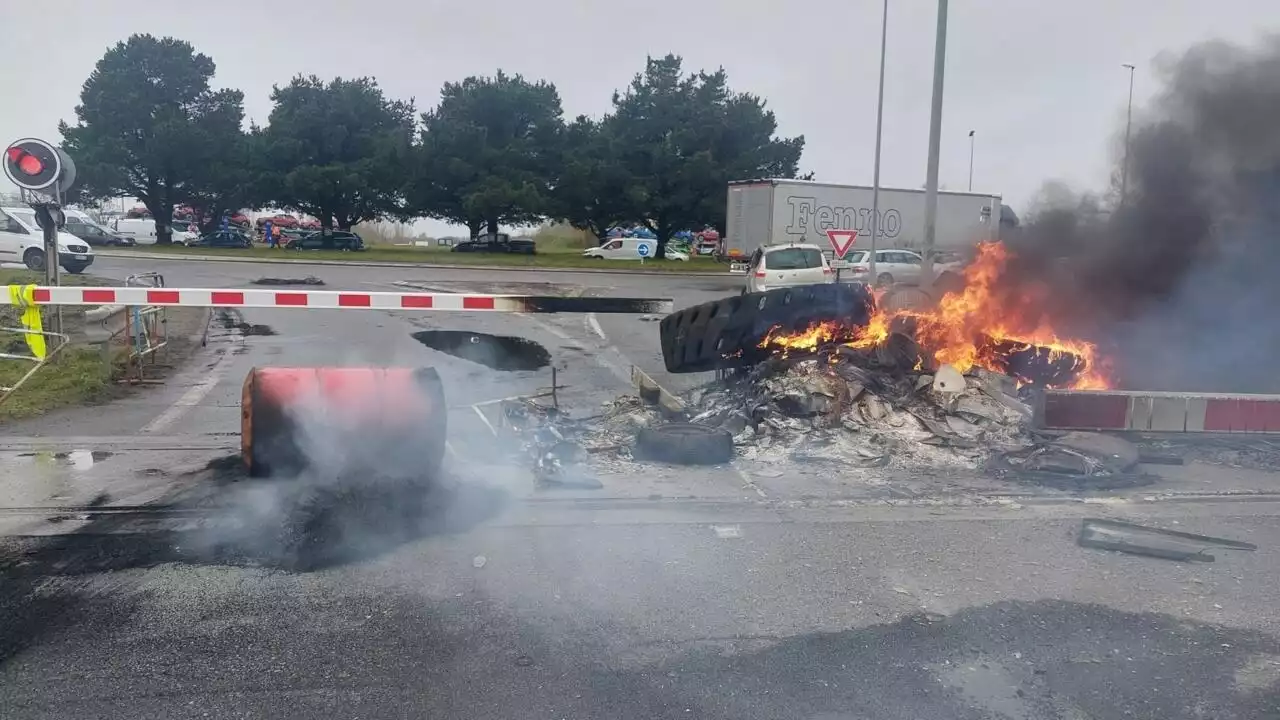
<box><xmin>582</xmin><ymin>237</ymin><xmax>689</xmax><ymax>261</ymax></box>
<box><xmin>110</xmin><ymin>217</ymin><xmax>197</xmax><ymax>245</ymax></box>
<box><xmin>0</xmin><ymin>207</ymin><xmax>95</xmax><ymax>273</ymax></box>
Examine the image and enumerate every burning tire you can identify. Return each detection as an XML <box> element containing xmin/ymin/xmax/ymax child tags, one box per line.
<box><xmin>658</xmin><ymin>283</ymin><xmax>874</xmax><ymax>373</ymax></box>
<box><xmin>635</xmin><ymin>422</ymin><xmax>734</xmax><ymax>465</ymax></box>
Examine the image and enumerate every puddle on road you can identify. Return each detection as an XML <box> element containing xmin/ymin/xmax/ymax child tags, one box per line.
<box><xmin>9</xmin><ymin>450</ymin><xmax>114</xmax><ymax>471</ymax></box>
<box><xmin>412</xmin><ymin>330</ymin><xmax>551</xmax><ymax>371</ymax></box>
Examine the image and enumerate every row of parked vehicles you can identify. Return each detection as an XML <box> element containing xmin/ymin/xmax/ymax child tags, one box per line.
<box><xmin>739</xmin><ymin>242</ymin><xmax>966</xmax><ymax>294</ymax></box>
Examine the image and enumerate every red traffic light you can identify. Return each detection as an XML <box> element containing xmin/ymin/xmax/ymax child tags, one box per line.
<box><xmin>3</xmin><ymin>138</ymin><xmax>64</xmax><ymax>191</ymax></box>
<box><xmin>6</xmin><ymin>147</ymin><xmax>44</xmax><ymax>176</ymax></box>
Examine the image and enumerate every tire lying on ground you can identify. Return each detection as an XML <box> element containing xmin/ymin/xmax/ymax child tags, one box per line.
<box><xmin>658</xmin><ymin>283</ymin><xmax>875</xmax><ymax>373</ymax></box>
<box><xmin>635</xmin><ymin>422</ymin><xmax>735</xmax><ymax>465</ymax></box>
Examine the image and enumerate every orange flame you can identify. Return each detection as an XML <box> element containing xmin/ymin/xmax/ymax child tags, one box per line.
<box><xmin>758</xmin><ymin>242</ymin><xmax>1111</xmax><ymax>390</ymax></box>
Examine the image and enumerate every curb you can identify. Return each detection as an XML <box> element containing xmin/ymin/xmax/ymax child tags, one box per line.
<box><xmin>84</xmin><ymin>304</ymin><xmax>125</xmax><ymax>321</ymax></box>
<box><xmin>97</xmin><ymin>250</ymin><xmax>735</xmax><ymax>278</ymax></box>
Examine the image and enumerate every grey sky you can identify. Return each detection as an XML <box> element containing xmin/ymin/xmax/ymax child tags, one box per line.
<box><xmin>3</xmin><ymin>0</ymin><xmax>1278</xmax><ymax>233</ymax></box>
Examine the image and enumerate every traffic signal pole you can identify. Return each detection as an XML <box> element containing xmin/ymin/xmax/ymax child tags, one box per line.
<box><xmin>34</xmin><ymin>206</ymin><xmax>62</xmax><ymax>336</ymax></box>
<box><xmin>5</xmin><ymin>138</ymin><xmax>78</xmax><ymax>338</ymax></box>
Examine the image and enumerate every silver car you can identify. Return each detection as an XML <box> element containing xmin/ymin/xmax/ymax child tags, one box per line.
<box><xmin>841</xmin><ymin>249</ymin><xmax>924</xmax><ymax>287</ymax></box>
<box><xmin>744</xmin><ymin>243</ymin><xmax>834</xmax><ymax>293</ymax></box>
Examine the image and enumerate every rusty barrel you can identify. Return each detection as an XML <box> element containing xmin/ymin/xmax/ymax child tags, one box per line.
<box><xmin>241</xmin><ymin>367</ymin><xmax>448</xmax><ymax>479</ymax></box>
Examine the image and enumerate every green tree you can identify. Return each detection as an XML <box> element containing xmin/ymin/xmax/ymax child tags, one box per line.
<box><xmin>255</xmin><ymin>76</ymin><xmax>415</xmax><ymax>233</ymax></box>
<box><xmin>608</xmin><ymin>54</ymin><xmax>806</xmax><ymax>257</ymax></box>
<box><xmin>186</xmin><ymin>132</ymin><xmax>255</xmax><ymax>233</ymax></box>
<box><xmin>59</xmin><ymin>34</ymin><xmax>245</xmax><ymax>244</ymax></box>
<box><xmin>412</xmin><ymin>71</ymin><xmax>563</xmax><ymax>238</ymax></box>
<box><xmin>551</xmin><ymin>116</ymin><xmax>642</xmax><ymax>243</ymax></box>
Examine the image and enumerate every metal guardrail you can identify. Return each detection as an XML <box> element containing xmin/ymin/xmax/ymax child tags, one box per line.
<box><xmin>0</xmin><ymin>326</ymin><xmax>70</xmax><ymax>408</ymax></box>
<box><xmin>117</xmin><ymin>273</ymin><xmax>169</xmax><ymax>384</ymax></box>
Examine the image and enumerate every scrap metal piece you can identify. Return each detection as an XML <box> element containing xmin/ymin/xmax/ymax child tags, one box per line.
<box><xmin>1078</xmin><ymin>518</ymin><xmax>1257</xmax><ymax>562</ymax></box>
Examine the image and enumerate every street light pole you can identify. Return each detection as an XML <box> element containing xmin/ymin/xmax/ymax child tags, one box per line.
<box><xmin>967</xmin><ymin>130</ymin><xmax>975</xmax><ymax>191</ymax></box>
<box><xmin>920</xmin><ymin>0</ymin><xmax>948</xmax><ymax>289</ymax></box>
<box><xmin>869</xmin><ymin>0</ymin><xmax>888</xmax><ymax>284</ymax></box>
<box><xmin>1120</xmin><ymin>63</ymin><xmax>1135</xmax><ymax>205</ymax></box>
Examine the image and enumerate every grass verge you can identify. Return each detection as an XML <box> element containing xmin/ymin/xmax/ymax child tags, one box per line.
<box><xmin>117</xmin><ymin>244</ymin><xmax>726</xmax><ymax>273</ymax></box>
<box><xmin>0</xmin><ymin>347</ymin><xmax>115</xmax><ymax>421</ymax></box>
<box><xmin>1</xmin><ymin>269</ymin><xmax>120</xmax><ymax>421</ymax></box>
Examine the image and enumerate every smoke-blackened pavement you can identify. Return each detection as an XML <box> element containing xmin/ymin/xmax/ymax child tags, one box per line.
<box><xmin>3</xmin><ymin>509</ymin><xmax>1280</xmax><ymax>719</ymax></box>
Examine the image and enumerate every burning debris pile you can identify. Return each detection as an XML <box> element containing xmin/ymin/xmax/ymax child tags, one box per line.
<box><xmin>671</xmin><ymin>350</ymin><xmax>1034</xmax><ymax>470</ymax></box>
<box><xmin>601</xmin><ymin>241</ymin><xmax>1122</xmax><ymax>474</ymax></box>
<box><xmin>757</xmin><ymin>242</ymin><xmax>1110</xmax><ymax>391</ymax></box>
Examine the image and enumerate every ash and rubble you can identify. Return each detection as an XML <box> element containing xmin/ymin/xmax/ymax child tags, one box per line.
<box><xmin>496</xmin><ymin>337</ymin><xmax>1151</xmax><ymax>485</ymax></box>
<box><xmin>639</xmin><ymin>347</ymin><xmax>1037</xmax><ymax>473</ymax></box>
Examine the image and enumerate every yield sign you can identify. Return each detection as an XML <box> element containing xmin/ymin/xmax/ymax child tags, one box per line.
<box><xmin>825</xmin><ymin>229</ymin><xmax>859</xmax><ymax>259</ymax></box>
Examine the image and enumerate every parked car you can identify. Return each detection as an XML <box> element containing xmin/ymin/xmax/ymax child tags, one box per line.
<box><xmin>450</xmin><ymin>233</ymin><xmax>536</xmax><ymax>255</ymax></box>
<box><xmin>256</xmin><ymin>214</ymin><xmax>300</xmax><ymax>230</ymax></box>
<box><xmin>582</xmin><ymin>237</ymin><xmax>689</xmax><ymax>261</ymax></box>
<box><xmin>286</xmin><ymin>230</ymin><xmax>365</xmax><ymax>251</ymax></box>
<box><xmin>0</xmin><ymin>207</ymin><xmax>95</xmax><ymax>273</ymax></box>
<box><xmin>190</xmin><ymin>229</ymin><xmax>253</xmax><ymax>248</ymax></box>
<box><xmin>842</xmin><ymin>248</ymin><xmax>963</xmax><ymax>287</ymax></box>
<box><xmin>744</xmin><ymin>242</ymin><xmax>833</xmax><ymax>293</ymax></box>
<box><xmin>62</xmin><ymin>216</ymin><xmax>136</xmax><ymax>246</ymax></box>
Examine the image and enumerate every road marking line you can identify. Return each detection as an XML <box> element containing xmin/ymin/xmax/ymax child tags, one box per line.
<box><xmin>473</xmin><ymin>404</ymin><xmax>499</xmax><ymax>437</ymax></box>
<box><xmin>735</xmin><ymin>466</ymin><xmax>769</xmax><ymax>499</ymax></box>
<box><xmin>586</xmin><ymin>312</ymin><xmax>607</xmax><ymax>340</ymax></box>
<box><xmin>140</xmin><ymin>349</ymin><xmax>235</xmax><ymax>434</ymax></box>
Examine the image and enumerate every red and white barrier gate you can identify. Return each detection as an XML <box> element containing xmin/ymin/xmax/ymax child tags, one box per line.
<box><xmin>25</xmin><ymin>286</ymin><xmax>674</xmax><ymax>315</ymax></box>
<box><xmin>1035</xmin><ymin>389</ymin><xmax>1280</xmax><ymax>434</ymax></box>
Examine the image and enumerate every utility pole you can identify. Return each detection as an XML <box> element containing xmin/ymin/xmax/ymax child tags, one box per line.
<box><xmin>1120</xmin><ymin>63</ymin><xmax>1136</xmax><ymax>206</ymax></box>
<box><xmin>920</xmin><ymin>0</ymin><xmax>948</xmax><ymax>289</ymax></box>
<box><xmin>967</xmin><ymin>130</ymin><xmax>975</xmax><ymax>191</ymax></box>
<box><xmin>869</xmin><ymin>0</ymin><xmax>889</xmax><ymax>284</ymax></box>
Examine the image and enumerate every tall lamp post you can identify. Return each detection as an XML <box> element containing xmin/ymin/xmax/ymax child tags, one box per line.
<box><xmin>920</xmin><ymin>0</ymin><xmax>949</xmax><ymax>289</ymax></box>
<box><xmin>1120</xmin><ymin>63</ymin><xmax>1135</xmax><ymax>205</ymax></box>
<box><xmin>869</xmin><ymin>0</ymin><xmax>889</xmax><ymax>283</ymax></box>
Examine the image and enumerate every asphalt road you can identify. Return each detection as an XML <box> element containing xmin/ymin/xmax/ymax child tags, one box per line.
<box><xmin>3</xmin><ymin>254</ymin><xmax>1280</xmax><ymax>719</ymax></box>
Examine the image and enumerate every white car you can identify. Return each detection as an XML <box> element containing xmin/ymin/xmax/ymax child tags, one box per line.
<box><xmin>744</xmin><ymin>243</ymin><xmax>834</xmax><ymax>293</ymax></box>
<box><xmin>582</xmin><ymin>237</ymin><xmax>689</xmax><ymax>261</ymax></box>
<box><xmin>840</xmin><ymin>248</ymin><xmax>963</xmax><ymax>287</ymax></box>
<box><xmin>0</xmin><ymin>207</ymin><xmax>95</xmax><ymax>273</ymax></box>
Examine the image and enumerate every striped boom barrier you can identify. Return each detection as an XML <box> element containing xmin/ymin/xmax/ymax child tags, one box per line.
<box><xmin>1035</xmin><ymin>389</ymin><xmax>1280</xmax><ymax>434</ymax></box>
<box><xmin>24</xmin><ymin>286</ymin><xmax>674</xmax><ymax>315</ymax></box>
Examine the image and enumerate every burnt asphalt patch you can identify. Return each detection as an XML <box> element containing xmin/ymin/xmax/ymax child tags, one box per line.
<box><xmin>3</xmin><ymin>581</ymin><xmax>1278</xmax><ymax>719</ymax></box>
<box><xmin>216</xmin><ymin>308</ymin><xmax>276</xmax><ymax>336</ymax></box>
<box><xmin>413</xmin><ymin>330</ymin><xmax>551</xmax><ymax>371</ymax></box>
<box><xmin>251</xmin><ymin>275</ymin><xmax>325</xmax><ymax>286</ymax></box>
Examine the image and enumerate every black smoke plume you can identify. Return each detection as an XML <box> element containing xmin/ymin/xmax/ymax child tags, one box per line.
<box><xmin>1005</xmin><ymin>36</ymin><xmax>1280</xmax><ymax>392</ymax></box>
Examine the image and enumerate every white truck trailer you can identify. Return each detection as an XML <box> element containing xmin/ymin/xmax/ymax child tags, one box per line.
<box><xmin>723</xmin><ymin>178</ymin><xmax>1003</xmax><ymax>261</ymax></box>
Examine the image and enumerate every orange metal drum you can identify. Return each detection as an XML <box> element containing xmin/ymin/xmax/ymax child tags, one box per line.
<box><xmin>241</xmin><ymin>366</ymin><xmax>447</xmax><ymax>478</ymax></box>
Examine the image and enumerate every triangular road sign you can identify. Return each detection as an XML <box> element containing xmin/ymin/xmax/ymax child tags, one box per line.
<box><xmin>825</xmin><ymin>229</ymin><xmax>859</xmax><ymax>259</ymax></box>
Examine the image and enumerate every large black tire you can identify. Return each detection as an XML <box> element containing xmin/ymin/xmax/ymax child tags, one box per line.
<box><xmin>23</xmin><ymin>248</ymin><xmax>45</xmax><ymax>271</ymax></box>
<box><xmin>635</xmin><ymin>422</ymin><xmax>734</xmax><ymax>465</ymax></box>
<box><xmin>658</xmin><ymin>283</ymin><xmax>874</xmax><ymax>373</ymax></box>
<box><xmin>934</xmin><ymin>270</ymin><xmax>964</xmax><ymax>298</ymax></box>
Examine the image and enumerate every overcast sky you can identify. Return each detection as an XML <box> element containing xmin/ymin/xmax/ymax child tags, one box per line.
<box><xmin>3</xmin><ymin>0</ymin><xmax>1278</xmax><ymax>235</ymax></box>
